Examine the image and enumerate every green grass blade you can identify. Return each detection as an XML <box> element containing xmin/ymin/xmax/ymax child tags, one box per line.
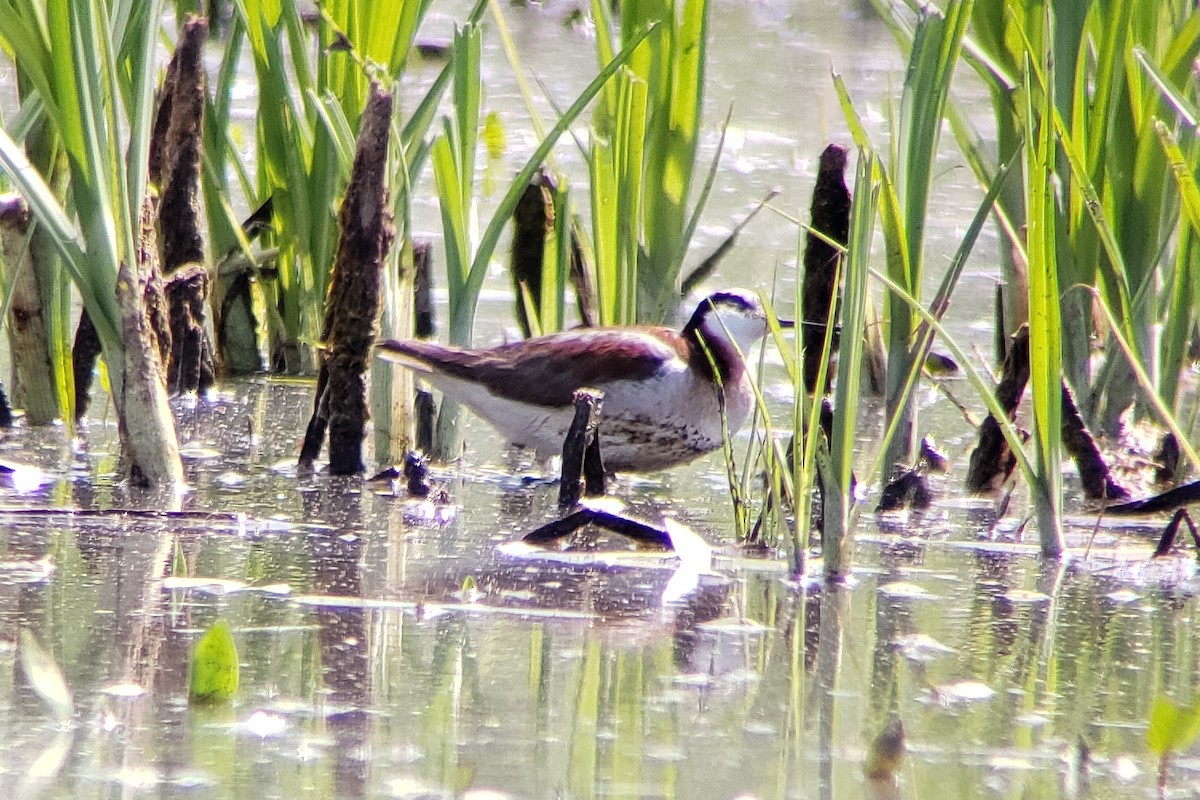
<box><xmin>461</xmin><ymin>23</ymin><xmax>661</xmax><ymax>335</ymax></box>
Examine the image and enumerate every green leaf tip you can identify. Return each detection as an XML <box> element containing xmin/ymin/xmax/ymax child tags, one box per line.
<box><xmin>189</xmin><ymin>619</ymin><xmax>240</xmax><ymax>706</ymax></box>
<box><xmin>1148</xmin><ymin>694</ymin><xmax>1200</xmax><ymax>757</ymax></box>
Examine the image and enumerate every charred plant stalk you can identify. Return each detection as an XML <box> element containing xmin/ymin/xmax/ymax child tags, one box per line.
<box><xmin>153</xmin><ymin>16</ymin><xmax>215</xmax><ymax>394</ymax></box>
<box><xmin>213</xmin><ymin>198</ymin><xmax>273</xmax><ymax>375</ymax></box>
<box><xmin>966</xmin><ymin>325</ymin><xmax>1030</xmax><ymax>492</ymax></box>
<box><xmin>558</xmin><ymin>388</ymin><xmax>604</xmax><ymax>508</ymax></box>
<box><xmin>164</xmin><ymin>265</ymin><xmax>212</xmax><ymax>392</ymax></box>
<box><xmin>1155</xmin><ymin>433</ymin><xmax>1180</xmax><ymax>484</ymax></box>
<box><xmin>1061</xmin><ymin>382</ymin><xmax>1127</xmax><ymax>500</ymax></box>
<box><xmin>414</xmin><ymin>241</ymin><xmax>436</xmax><ymax>453</ymax></box>
<box><xmin>72</xmin><ymin>311</ymin><xmax>101</xmax><ymax>421</ymax></box>
<box><xmin>0</xmin><ymin>382</ymin><xmax>11</xmax><ymax>428</ymax></box>
<box><xmin>214</xmin><ymin>267</ymin><xmax>260</xmax><ymax>374</ymax></box>
<box><xmin>801</xmin><ymin>144</ymin><xmax>851</xmax><ymax>394</ymax></box>
<box><xmin>511</xmin><ymin>170</ymin><xmax>553</xmax><ymax>338</ymax></box>
<box><xmin>414</xmin><ymin>241</ymin><xmax>435</xmax><ymax>339</ymax></box>
<box><xmin>0</xmin><ymin>195</ymin><xmax>57</xmax><ymax>423</ymax></box>
<box><xmin>299</xmin><ymin>85</ymin><xmax>394</xmax><ymax>474</ymax></box>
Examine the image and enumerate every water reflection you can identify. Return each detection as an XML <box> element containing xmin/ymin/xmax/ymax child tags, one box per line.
<box><xmin>307</xmin><ymin>481</ymin><xmax>371</xmax><ymax>799</ymax></box>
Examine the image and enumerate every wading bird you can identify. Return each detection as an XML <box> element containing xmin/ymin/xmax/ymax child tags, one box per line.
<box><xmin>377</xmin><ymin>289</ymin><xmax>787</xmax><ymax>471</ymax></box>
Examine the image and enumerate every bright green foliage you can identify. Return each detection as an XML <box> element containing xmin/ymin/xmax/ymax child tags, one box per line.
<box><xmin>868</xmin><ymin>0</ymin><xmax>1200</xmax><ymax>552</ymax></box>
<box><xmin>846</xmin><ymin>0</ymin><xmax>974</xmax><ymax>476</ymax></box>
<box><xmin>1147</xmin><ymin>694</ymin><xmax>1200</xmax><ymax>757</ymax></box>
<box><xmin>0</xmin><ymin>0</ymin><xmax>183</xmax><ymax>483</ymax></box>
<box><xmin>0</xmin><ymin>0</ymin><xmax>164</xmax><ymax>384</ymax></box>
<box><xmin>0</xmin><ymin>8</ymin><xmax>72</xmax><ymax>423</ymax></box>
<box><xmin>230</xmin><ymin>0</ymin><xmax>435</xmax><ymax>372</ymax></box>
<box><xmin>1023</xmin><ymin>41</ymin><xmax>1064</xmax><ymax>556</ymax></box>
<box><xmin>960</xmin><ymin>0</ymin><xmax>1200</xmax><ymax>432</ymax></box>
<box><xmin>189</xmin><ymin>619</ymin><xmax>240</xmax><ymax>705</ymax></box>
<box><xmin>819</xmin><ymin>150</ymin><xmax>877</xmax><ymax>579</ymax></box>
<box><xmin>432</xmin><ymin>23</ymin><xmax>483</xmax><ymax>350</ymax></box>
<box><xmin>589</xmin><ymin>0</ymin><xmax>710</xmax><ymax>324</ymax></box>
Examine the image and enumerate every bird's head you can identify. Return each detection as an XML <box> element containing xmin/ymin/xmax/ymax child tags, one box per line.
<box><xmin>683</xmin><ymin>289</ymin><xmax>790</xmax><ymax>355</ymax></box>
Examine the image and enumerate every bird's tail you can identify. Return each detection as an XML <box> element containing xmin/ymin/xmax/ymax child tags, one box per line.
<box><xmin>375</xmin><ymin>339</ymin><xmax>437</xmax><ymax>375</ymax></box>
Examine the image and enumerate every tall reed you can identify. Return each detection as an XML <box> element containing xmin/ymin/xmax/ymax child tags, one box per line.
<box><xmin>955</xmin><ymin>0</ymin><xmax>1200</xmax><ymax>433</ymax></box>
<box><xmin>589</xmin><ymin>0</ymin><xmax>710</xmax><ymax>324</ymax></box>
<box><xmin>0</xmin><ymin>0</ymin><xmax>182</xmax><ymax>483</ymax></box>
<box><xmin>229</xmin><ymin>0</ymin><xmax>437</xmax><ymax>374</ymax></box>
<box><xmin>425</xmin><ymin>17</ymin><xmax>660</xmax><ymax>457</ymax></box>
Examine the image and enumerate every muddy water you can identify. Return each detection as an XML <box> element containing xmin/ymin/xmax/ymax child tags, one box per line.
<box><xmin>0</xmin><ymin>1</ymin><xmax>1198</xmax><ymax>798</ymax></box>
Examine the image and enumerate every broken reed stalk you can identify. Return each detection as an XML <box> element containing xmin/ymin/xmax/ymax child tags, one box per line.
<box><xmin>72</xmin><ymin>311</ymin><xmax>102</xmax><ymax>421</ymax></box>
<box><xmin>413</xmin><ymin>240</ymin><xmax>436</xmax><ymax>454</ymax></box>
<box><xmin>524</xmin><ymin>506</ymin><xmax>672</xmax><ymax>548</ymax></box>
<box><xmin>968</xmin><ymin>323</ymin><xmax>1125</xmax><ymax>500</ymax></box>
<box><xmin>801</xmin><ymin>144</ymin><xmax>851</xmax><ymax>394</ymax></box>
<box><xmin>558</xmin><ymin>388</ymin><xmax>605</xmax><ymax>508</ymax></box>
<box><xmin>152</xmin><ymin>16</ymin><xmax>215</xmax><ymax>394</ymax></box>
<box><xmin>117</xmin><ymin>194</ymin><xmax>181</xmax><ymax>485</ymax></box>
<box><xmin>299</xmin><ymin>85</ymin><xmax>394</xmax><ymax>474</ymax></box>
<box><xmin>510</xmin><ymin>170</ymin><xmax>553</xmax><ymax>338</ymax></box>
<box><xmin>214</xmin><ymin>265</ymin><xmax>260</xmax><ymax>374</ymax></box>
<box><xmin>0</xmin><ymin>195</ymin><xmax>57</xmax><ymax>423</ymax></box>
<box><xmin>966</xmin><ymin>325</ymin><xmax>1030</xmax><ymax>492</ymax></box>
<box><xmin>1061</xmin><ymin>383</ymin><xmax>1127</xmax><ymax>500</ymax></box>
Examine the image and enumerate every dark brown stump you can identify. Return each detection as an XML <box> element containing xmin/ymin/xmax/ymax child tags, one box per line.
<box><xmin>215</xmin><ymin>269</ymin><xmax>261</xmax><ymax>374</ymax></box>
<box><xmin>876</xmin><ymin>468</ymin><xmax>932</xmax><ymax>512</ymax></box>
<box><xmin>965</xmin><ymin>325</ymin><xmax>1030</xmax><ymax>492</ymax></box>
<box><xmin>801</xmin><ymin>144</ymin><xmax>851</xmax><ymax>393</ymax></box>
<box><xmin>299</xmin><ymin>85</ymin><xmax>394</xmax><ymax>474</ymax></box>
<box><xmin>153</xmin><ymin>15</ymin><xmax>215</xmax><ymax>394</ymax></box>
<box><xmin>558</xmin><ymin>388</ymin><xmax>604</xmax><ymax>509</ymax></box>
<box><xmin>0</xmin><ymin>381</ymin><xmax>12</xmax><ymax>428</ymax></box>
<box><xmin>164</xmin><ymin>264</ymin><xmax>213</xmax><ymax>394</ymax></box>
<box><xmin>413</xmin><ymin>241</ymin><xmax>435</xmax><ymax>339</ymax></box>
<box><xmin>1155</xmin><ymin>433</ymin><xmax>1180</xmax><ymax>484</ymax></box>
<box><xmin>413</xmin><ymin>240</ymin><xmax>436</xmax><ymax>452</ymax></box>
<box><xmin>1061</xmin><ymin>382</ymin><xmax>1127</xmax><ymax>500</ymax></box>
<box><xmin>511</xmin><ymin>169</ymin><xmax>554</xmax><ymax>338</ymax></box>
<box><xmin>72</xmin><ymin>310</ymin><xmax>101</xmax><ymax>420</ymax></box>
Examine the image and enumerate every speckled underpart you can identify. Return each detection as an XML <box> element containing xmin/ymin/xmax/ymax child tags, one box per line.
<box><xmin>377</xmin><ymin>289</ymin><xmax>773</xmax><ymax>472</ymax></box>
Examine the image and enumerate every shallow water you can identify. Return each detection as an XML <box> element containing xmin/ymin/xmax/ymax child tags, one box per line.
<box><xmin>0</xmin><ymin>375</ymin><xmax>1197</xmax><ymax>799</ymax></box>
<box><xmin>2</xmin><ymin>1</ymin><xmax>1199</xmax><ymax>798</ymax></box>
